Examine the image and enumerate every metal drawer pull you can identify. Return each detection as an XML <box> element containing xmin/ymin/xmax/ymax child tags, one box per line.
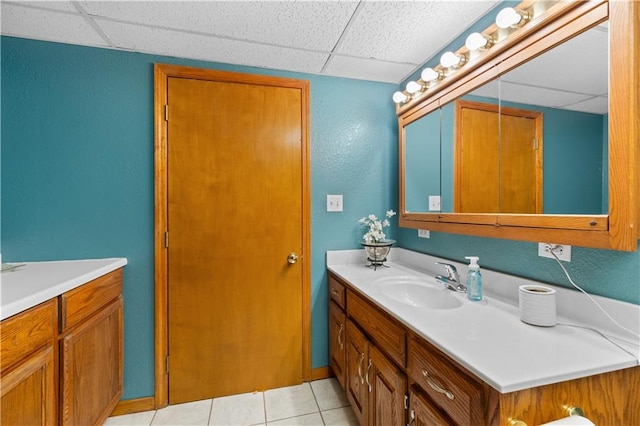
<box><xmin>337</xmin><ymin>323</ymin><xmax>344</xmax><ymax>349</ymax></box>
<box><xmin>358</xmin><ymin>353</ymin><xmax>365</xmax><ymax>384</ymax></box>
<box><xmin>422</xmin><ymin>369</ymin><xmax>455</xmax><ymax>400</ymax></box>
<box><xmin>331</xmin><ymin>287</ymin><xmax>339</xmax><ymax>296</ymax></box>
<box><xmin>365</xmin><ymin>359</ymin><xmax>372</xmax><ymax>392</ymax></box>
<box><xmin>408</xmin><ymin>409</ymin><xmax>416</xmax><ymax>426</ymax></box>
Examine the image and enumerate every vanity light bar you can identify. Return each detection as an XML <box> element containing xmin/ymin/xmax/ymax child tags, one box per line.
<box><xmin>392</xmin><ymin>4</ymin><xmax>533</xmax><ymax>105</ymax></box>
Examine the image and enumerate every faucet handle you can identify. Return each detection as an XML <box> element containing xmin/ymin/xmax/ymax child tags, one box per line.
<box><xmin>435</xmin><ymin>262</ymin><xmax>459</xmax><ymax>280</ymax></box>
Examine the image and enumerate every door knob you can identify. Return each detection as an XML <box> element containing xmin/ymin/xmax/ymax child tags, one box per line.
<box><xmin>287</xmin><ymin>253</ymin><xmax>298</xmax><ymax>264</ymax></box>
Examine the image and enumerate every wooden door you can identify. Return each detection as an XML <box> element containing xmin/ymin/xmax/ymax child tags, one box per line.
<box><xmin>368</xmin><ymin>345</ymin><xmax>407</xmax><ymax>426</ymax></box>
<box><xmin>329</xmin><ymin>301</ymin><xmax>347</xmax><ymax>388</ymax></box>
<box><xmin>455</xmin><ymin>101</ymin><xmax>500</xmax><ymax>213</ymax></box>
<box><xmin>165</xmin><ymin>73</ymin><xmax>307</xmax><ymax>404</ymax></box>
<box><xmin>500</xmin><ymin>112</ymin><xmax>543</xmax><ymax>213</ymax></box>
<box><xmin>455</xmin><ymin>100</ymin><xmax>542</xmax><ymax>213</ymax></box>
<box><xmin>346</xmin><ymin>320</ymin><xmax>368</xmax><ymax>426</ymax></box>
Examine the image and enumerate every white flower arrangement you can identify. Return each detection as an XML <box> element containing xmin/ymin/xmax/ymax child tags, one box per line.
<box><xmin>359</xmin><ymin>210</ymin><xmax>397</xmax><ymax>243</ymax></box>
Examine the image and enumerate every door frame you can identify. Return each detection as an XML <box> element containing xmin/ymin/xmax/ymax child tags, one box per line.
<box><xmin>153</xmin><ymin>63</ymin><xmax>312</xmax><ymax>408</ymax></box>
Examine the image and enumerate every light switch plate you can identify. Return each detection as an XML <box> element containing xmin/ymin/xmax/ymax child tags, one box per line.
<box><xmin>428</xmin><ymin>195</ymin><xmax>441</xmax><ymax>211</ymax></box>
<box><xmin>327</xmin><ymin>194</ymin><xmax>343</xmax><ymax>212</ymax></box>
<box><xmin>418</xmin><ymin>230</ymin><xmax>430</xmax><ymax>238</ymax></box>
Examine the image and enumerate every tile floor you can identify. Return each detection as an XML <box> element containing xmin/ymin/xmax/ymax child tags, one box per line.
<box><xmin>105</xmin><ymin>378</ymin><xmax>358</xmax><ymax>426</ymax></box>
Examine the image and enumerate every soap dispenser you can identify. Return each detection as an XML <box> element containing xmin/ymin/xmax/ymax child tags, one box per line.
<box><xmin>465</xmin><ymin>256</ymin><xmax>483</xmax><ymax>301</ymax></box>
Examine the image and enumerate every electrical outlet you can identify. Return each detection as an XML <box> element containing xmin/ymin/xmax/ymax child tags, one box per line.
<box><xmin>538</xmin><ymin>242</ymin><xmax>571</xmax><ymax>262</ymax></box>
<box><xmin>418</xmin><ymin>229</ymin><xmax>430</xmax><ymax>238</ymax></box>
<box><xmin>326</xmin><ymin>195</ymin><xmax>343</xmax><ymax>212</ymax></box>
<box><xmin>428</xmin><ymin>195</ymin><xmax>441</xmax><ymax>211</ymax></box>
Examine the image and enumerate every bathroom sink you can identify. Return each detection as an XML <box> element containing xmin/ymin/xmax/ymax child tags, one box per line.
<box><xmin>371</xmin><ymin>276</ymin><xmax>463</xmax><ymax>310</ymax></box>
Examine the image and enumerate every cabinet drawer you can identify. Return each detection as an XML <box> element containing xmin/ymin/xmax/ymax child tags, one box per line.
<box><xmin>328</xmin><ymin>274</ymin><xmax>346</xmax><ymax>309</ymax></box>
<box><xmin>347</xmin><ymin>289</ymin><xmax>406</xmax><ymax>367</ymax></box>
<box><xmin>409</xmin><ymin>337</ymin><xmax>484</xmax><ymax>426</ymax></box>
<box><xmin>1</xmin><ymin>299</ymin><xmax>57</xmax><ymax>372</ymax></box>
<box><xmin>59</xmin><ymin>268</ymin><xmax>123</xmax><ymax>331</ymax></box>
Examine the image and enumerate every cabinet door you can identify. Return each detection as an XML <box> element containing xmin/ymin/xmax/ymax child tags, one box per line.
<box><xmin>368</xmin><ymin>345</ymin><xmax>407</xmax><ymax>426</ymax></box>
<box><xmin>346</xmin><ymin>320</ymin><xmax>368</xmax><ymax>426</ymax></box>
<box><xmin>408</xmin><ymin>389</ymin><xmax>451</xmax><ymax>426</ymax></box>
<box><xmin>60</xmin><ymin>297</ymin><xmax>123</xmax><ymax>426</ymax></box>
<box><xmin>1</xmin><ymin>345</ymin><xmax>56</xmax><ymax>426</ymax></box>
<box><xmin>329</xmin><ymin>301</ymin><xmax>347</xmax><ymax>388</ymax></box>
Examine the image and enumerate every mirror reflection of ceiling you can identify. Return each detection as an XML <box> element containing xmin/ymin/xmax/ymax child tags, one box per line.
<box><xmin>471</xmin><ymin>23</ymin><xmax>608</xmax><ymax>114</ymax></box>
<box><xmin>0</xmin><ymin>0</ymin><xmax>500</xmax><ymax>84</ymax></box>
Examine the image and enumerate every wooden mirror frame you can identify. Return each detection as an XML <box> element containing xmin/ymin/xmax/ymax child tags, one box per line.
<box><xmin>398</xmin><ymin>0</ymin><xmax>638</xmax><ymax>251</ymax></box>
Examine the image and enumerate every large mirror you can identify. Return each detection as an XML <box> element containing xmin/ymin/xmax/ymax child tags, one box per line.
<box><xmin>403</xmin><ymin>23</ymin><xmax>608</xmax><ymax>215</ymax></box>
<box><xmin>398</xmin><ymin>0</ymin><xmax>638</xmax><ymax>251</ymax></box>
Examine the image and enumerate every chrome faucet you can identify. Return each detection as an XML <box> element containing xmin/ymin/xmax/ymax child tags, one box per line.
<box><xmin>435</xmin><ymin>262</ymin><xmax>467</xmax><ymax>293</ymax></box>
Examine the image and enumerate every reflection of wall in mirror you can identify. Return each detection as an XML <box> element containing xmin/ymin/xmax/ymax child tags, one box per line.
<box><xmin>440</xmin><ymin>95</ymin><xmax>607</xmax><ymax>214</ymax></box>
<box><xmin>405</xmin><ymin>111</ymin><xmax>440</xmax><ymax>213</ymax></box>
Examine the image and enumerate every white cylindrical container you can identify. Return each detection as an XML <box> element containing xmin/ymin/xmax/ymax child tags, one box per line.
<box><xmin>519</xmin><ymin>285</ymin><xmax>557</xmax><ymax>326</ymax></box>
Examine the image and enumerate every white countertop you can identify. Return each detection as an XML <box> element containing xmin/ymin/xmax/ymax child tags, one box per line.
<box><xmin>327</xmin><ymin>248</ymin><xmax>639</xmax><ymax>393</ymax></box>
<box><xmin>0</xmin><ymin>258</ymin><xmax>128</xmax><ymax>320</ymax></box>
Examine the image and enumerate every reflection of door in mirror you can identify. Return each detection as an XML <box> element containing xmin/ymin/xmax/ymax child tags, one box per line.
<box><xmin>454</xmin><ymin>100</ymin><xmax>542</xmax><ymax>213</ymax></box>
<box><xmin>499</xmin><ymin>23</ymin><xmax>608</xmax><ymax>215</ymax></box>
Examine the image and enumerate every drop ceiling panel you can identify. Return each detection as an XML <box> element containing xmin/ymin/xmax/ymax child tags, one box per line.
<box><xmin>97</xmin><ymin>19</ymin><xmax>329</xmax><ymax>74</ymax></box>
<box><xmin>500</xmin><ymin>81</ymin><xmax>593</xmax><ymax>110</ymax></box>
<box><xmin>336</xmin><ymin>1</ymin><xmax>499</xmax><ymax>64</ymax></box>
<box><xmin>81</xmin><ymin>1</ymin><xmax>358</xmax><ymax>52</ymax></box>
<box><xmin>563</xmin><ymin>96</ymin><xmax>608</xmax><ymax>115</ymax></box>
<box><xmin>323</xmin><ymin>55</ymin><xmax>416</xmax><ymax>83</ymax></box>
<box><xmin>1</xmin><ymin>3</ymin><xmax>108</xmax><ymax>47</ymax></box>
<box><xmin>9</xmin><ymin>1</ymin><xmax>78</xmax><ymax>13</ymax></box>
<box><xmin>501</xmin><ymin>25</ymin><xmax>608</xmax><ymax>96</ymax></box>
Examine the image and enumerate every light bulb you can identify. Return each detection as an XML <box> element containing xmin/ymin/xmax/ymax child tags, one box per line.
<box><xmin>420</xmin><ymin>68</ymin><xmax>440</xmax><ymax>82</ymax></box>
<box><xmin>465</xmin><ymin>32</ymin><xmax>491</xmax><ymax>51</ymax></box>
<box><xmin>405</xmin><ymin>81</ymin><xmax>422</xmax><ymax>94</ymax></box>
<box><xmin>496</xmin><ymin>7</ymin><xmax>525</xmax><ymax>29</ymax></box>
<box><xmin>440</xmin><ymin>51</ymin><xmax>464</xmax><ymax>68</ymax></box>
<box><xmin>392</xmin><ymin>91</ymin><xmax>408</xmax><ymax>104</ymax></box>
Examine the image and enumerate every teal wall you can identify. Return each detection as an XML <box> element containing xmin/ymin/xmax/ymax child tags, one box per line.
<box><xmin>404</xmin><ymin>109</ymin><xmax>439</xmax><ymax>212</ymax></box>
<box><xmin>0</xmin><ymin>36</ymin><xmax>398</xmax><ymax>399</ymax></box>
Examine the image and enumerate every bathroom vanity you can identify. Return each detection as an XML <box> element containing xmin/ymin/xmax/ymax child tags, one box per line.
<box><xmin>327</xmin><ymin>249</ymin><xmax>639</xmax><ymax>425</ymax></box>
<box><xmin>0</xmin><ymin>258</ymin><xmax>127</xmax><ymax>426</ymax></box>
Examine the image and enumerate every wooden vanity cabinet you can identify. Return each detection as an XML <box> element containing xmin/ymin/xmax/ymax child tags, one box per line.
<box><xmin>408</xmin><ymin>336</ymin><xmax>486</xmax><ymax>426</ymax></box>
<box><xmin>339</xmin><ymin>283</ymin><xmax>408</xmax><ymax>426</ymax></box>
<box><xmin>408</xmin><ymin>387</ymin><xmax>454</xmax><ymax>426</ymax></box>
<box><xmin>59</xmin><ymin>269</ymin><xmax>124</xmax><ymax>426</ymax></box>
<box><xmin>0</xmin><ymin>299</ymin><xmax>58</xmax><ymax>426</ymax></box>
<box><xmin>329</xmin><ymin>275</ymin><xmax>347</xmax><ymax>388</ymax></box>
<box><xmin>345</xmin><ymin>319</ymin><xmax>407</xmax><ymax>426</ymax></box>
<box><xmin>329</xmin><ymin>271</ymin><xmax>640</xmax><ymax>425</ymax></box>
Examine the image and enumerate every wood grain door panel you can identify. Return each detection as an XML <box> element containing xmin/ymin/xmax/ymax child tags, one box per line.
<box><xmin>166</xmin><ymin>76</ymin><xmax>305</xmax><ymax>403</ymax></box>
<box><xmin>455</xmin><ymin>100</ymin><xmax>542</xmax><ymax>214</ymax></box>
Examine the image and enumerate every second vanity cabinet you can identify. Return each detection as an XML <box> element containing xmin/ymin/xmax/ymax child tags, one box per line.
<box><xmin>0</xmin><ymin>299</ymin><xmax>58</xmax><ymax>426</ymax></box>
<box><xmin>59</xmin><ymin>268</ymin><xmax>124</xmax><ymax>425</ymax></box>
<box><xmin>0</xmin><ymin>265</ymin><xmax>124</xmax><ymax>426</ymax></box>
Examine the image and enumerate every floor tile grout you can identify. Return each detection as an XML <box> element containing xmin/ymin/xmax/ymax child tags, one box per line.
<box><xmin>107</xmin><ymin>378</ymin><xmax>355</xmax><ymax>426</ymax></box>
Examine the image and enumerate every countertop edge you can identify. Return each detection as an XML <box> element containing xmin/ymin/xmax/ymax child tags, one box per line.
<box><xmin>1</xmin><ymin>258</ymin><xmax>128</xmax><ymax>320</ymax></box>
